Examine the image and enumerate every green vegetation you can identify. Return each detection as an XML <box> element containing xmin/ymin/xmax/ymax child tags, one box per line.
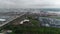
<box><xmin>1</xmin><ymin>16</ymin><xmax>60</xmax><ymax>34</ymax></box>
<box><xmin>41</xmin><ymin>16</ymin><xmax>60</xmax><ymax>19</ymax></box>
<box><xmin>27</xmin><ymin>16</ymin><xmax>39</xmax><ymax>26</ymax></box>
<box><xmin>2</xmin><ymin>25</ymin><xmax>60</xmax><ymax>34</ymax></box>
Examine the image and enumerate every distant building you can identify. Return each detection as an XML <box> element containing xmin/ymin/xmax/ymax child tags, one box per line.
<box><xmin>0</xmin><ymin>19</ymin><xmax>6</xmax><ymax>22</ymax></box>
<box><xmin>1</xmin><ymin>30</ymin><xmax>12</xmax><ymax>34</ymax></box>
<box><xmin>39</xmin><ymin>17</ymin><xmax>60</xmax><ymax>28</ymax></box>
<box><xmin>20</xmin><ymin>19</ymin><xmax>30</xmax><ymax>24</ymax></box>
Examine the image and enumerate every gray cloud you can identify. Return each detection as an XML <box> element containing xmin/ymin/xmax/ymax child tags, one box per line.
<box><xmin>0</xmin><ymin>0</ymin><xmax>60</xmax><ymax>8</ymax></box>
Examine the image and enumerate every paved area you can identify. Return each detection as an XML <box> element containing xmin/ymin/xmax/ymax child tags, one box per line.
<box><xmin>0</xmin><ymin>12</ymin><xmax>27</xmax><ymax>27</ymax></box>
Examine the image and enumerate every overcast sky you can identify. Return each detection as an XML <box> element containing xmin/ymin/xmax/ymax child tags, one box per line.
<box><xmin>0</xmin><ymin>0</ymin><xmax>60</xmax><ymax>8</ymax></box>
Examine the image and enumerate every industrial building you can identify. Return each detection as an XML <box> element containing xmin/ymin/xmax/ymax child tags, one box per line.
<box><xmin>39</xmin><ymin>17</ymin><xmax>60</xmax><ymax>28</ymax></box>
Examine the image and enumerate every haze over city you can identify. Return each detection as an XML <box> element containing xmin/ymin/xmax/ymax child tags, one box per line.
<box><xmin>1</xmin><ymin>0</ymin><xmax>60</xmax><ymax>34</ymax></box>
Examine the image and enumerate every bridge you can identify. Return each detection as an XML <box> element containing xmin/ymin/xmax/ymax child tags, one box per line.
<box><xmin>0</xmin><ymin>12</ymin><xmax>27</xmax><ymax>27</ymax></box>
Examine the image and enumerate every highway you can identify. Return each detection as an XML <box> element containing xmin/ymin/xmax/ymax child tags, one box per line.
<box><xmin>0</xmin><ymin>12</ymin><xmax>27</xmax><ymax>27</ymax></box>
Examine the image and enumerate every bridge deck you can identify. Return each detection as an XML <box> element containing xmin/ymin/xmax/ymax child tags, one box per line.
<box><xmin>0</xmin><ymin>13</ymin><xmax>26</xmax><ymax>27</ymax></box>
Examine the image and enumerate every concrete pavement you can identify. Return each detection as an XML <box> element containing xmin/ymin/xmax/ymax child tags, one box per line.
<box><xmin>0</xmin><ymin>12</ymin><xmax>27</xmax><ymax>27</ymax></box>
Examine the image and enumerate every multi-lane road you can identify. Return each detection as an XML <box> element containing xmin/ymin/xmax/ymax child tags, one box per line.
<box><xmin>0</xmin><ymin>12</ymin><xmax>27</xmax><ymax>27</ymax></box>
